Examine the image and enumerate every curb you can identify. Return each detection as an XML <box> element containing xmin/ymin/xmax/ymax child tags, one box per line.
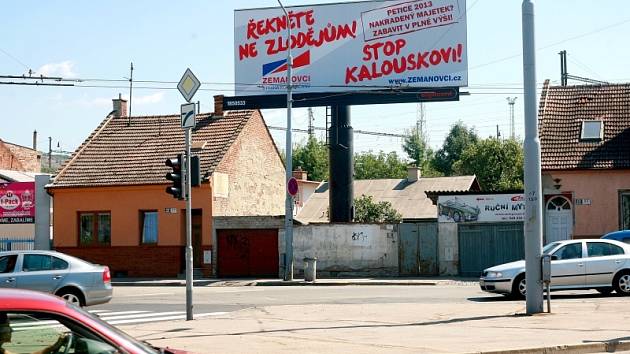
<box><xmin>111</xmin><ymin>280</ymin><xmax>439</xmax><ymax>287</ymax></box>
<box><xmin>470</xmin><ymin>341</ymin><xmax>630</xmax><ymax>354</ymax></box>
<box><xmin>252</xmin><ymin>281</ymin><xmax>438</xmax><ymax>286</ymax></box>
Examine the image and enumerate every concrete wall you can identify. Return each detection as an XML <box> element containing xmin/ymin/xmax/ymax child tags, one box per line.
<box><xmin>212</xmin><ymin>111</ymin><xmax>285</xmax><ymax>216</ymax></box>
<box><xmin>289</xmin><ymin>223</ymin><xmax>398</xmax><ymax>277</ymax></box>
<box><xmin>543</xmin><ymin>170</ymin><xmax>630</xmax><ymax>238</ymax></box>
<box><xmin>438</xmin><ymin>222</ymin><xmax>459</xmax><ymax>276</ymax></box>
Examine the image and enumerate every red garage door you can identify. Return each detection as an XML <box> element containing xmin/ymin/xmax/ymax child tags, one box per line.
<box><xmin>217</xmin><ymin>229</ymin><xmax>279</xmax><ymax>278</ymax></box>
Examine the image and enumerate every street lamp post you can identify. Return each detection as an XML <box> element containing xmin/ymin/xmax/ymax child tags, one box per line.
<box><xmin>278</xmin><ymin>0</ymin><xmax>294</xmax><ymax>281</ymax></box>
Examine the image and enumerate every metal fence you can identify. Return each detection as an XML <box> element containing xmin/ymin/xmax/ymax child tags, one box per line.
<box><xmin>0</xmin><ymin>238</ymin><xmax>35</xmax><ymax>251</ymax></box>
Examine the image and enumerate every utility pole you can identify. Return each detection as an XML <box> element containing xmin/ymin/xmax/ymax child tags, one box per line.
<box><xmin>278</xmin><ymin>0</ymin><xmax>294</xmax><ymax>281</ymax></box>
<box><xmin>128</xmin><ymin>62</ymin><xmax>134</xmax><ymax>126</ymax></box>
<box><xmin>48</xmin><ymin>137</ymin><xmax>52</xmax><ymax>169</ymax></box>
<box><xmin>307</xmin><ymin>107</ymin><xmax>315</xmax><ymax>138</ymax></box>
<box><xmin>416</xmin><ymin>103</ymin><xmax>426</xmax><ymax>141</ymax></box>
<box><xmin>507</xmin><ymin>97</ymin><xmax>517</xmax><ymax>139</ymax></box>
<box><xmin>496</xmin><ymin>125</ymin><xmax>501</xmax><ymax>140</ymax></box>
<box><xmin>522</xmin><ymin>0</ymin><xmax>544</xmax><ymax>315</ymax></box>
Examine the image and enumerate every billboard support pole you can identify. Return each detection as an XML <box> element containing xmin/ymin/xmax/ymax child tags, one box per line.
<box><xmin>278</xmin><ymin>0</ymin><xmax>294</xmax><ymax>282</ymax></box>
<box><xmin>522</xmin><ymin>0</ymin><xmax>544</xmax><ymax>314</ymax></box>
<box><xmin>329</xmin><ymin>105</ymin><xmax>354</xmax><ymax>222</ymax></box>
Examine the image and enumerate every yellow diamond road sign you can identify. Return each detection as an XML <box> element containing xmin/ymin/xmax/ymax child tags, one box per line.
<box><xmin>177</xmin><ymin>68</ymin><xmax>201</xmax><ymax>103</ymax></box>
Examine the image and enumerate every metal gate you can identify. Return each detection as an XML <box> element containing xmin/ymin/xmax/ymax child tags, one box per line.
<box><xmin>217</xmin><ymin>229</ymin><xmax>278</xmax><ymax>278</ymax></box>
<box><xmin>399</xmin><ymin>222</ymin><xmax>438</xmax><ymax>276</ymax></box>
<box><xmin>458</xmin><ymin>223</ymin><xmax>524</xmax><ymax>277</ymax></box>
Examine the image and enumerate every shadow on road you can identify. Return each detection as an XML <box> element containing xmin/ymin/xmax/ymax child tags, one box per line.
<box><xmin>468</xmin><ymin>292</ymin><xmax>615</xmax><ymax>302</ymax></box>
<box><xmin>136</xmin><ymin>313</ymin><xmax>517</xmax><ymax>341</ymax></box>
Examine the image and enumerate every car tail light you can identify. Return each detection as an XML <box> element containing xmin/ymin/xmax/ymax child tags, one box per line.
<box><xmin>102</xmin><ymin>266</ymin><xmax>111</xmax><ymax>284</ymax></box>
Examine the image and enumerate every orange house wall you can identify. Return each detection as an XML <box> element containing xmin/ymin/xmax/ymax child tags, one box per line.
<box><xmin>50</xmin><ymin>183</ymin><xmax>212</xmax><ymax>277</ymax></box>
<box><xmin>544</xmin><ymin>170</ymin><xmax>630</xmax><ymax>238</ymax></box>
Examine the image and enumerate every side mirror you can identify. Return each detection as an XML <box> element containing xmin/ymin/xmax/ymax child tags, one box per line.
<box><xmin>550</xmin><ymin>255</ymin><xmax>559</xmax><ymax>261</ymax></box>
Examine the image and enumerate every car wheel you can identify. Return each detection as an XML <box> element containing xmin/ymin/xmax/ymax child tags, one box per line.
<box><xmin>613</xmin><ymin>271</ymin><xmax>630</xmax><ymax>296</ymax></box>
<box><xmin>57</xmin><ymin>288</ymin><xmax>85</xmax><ymax>306</ymax></box>
<box><xmin>453</xmin><ymin>211</ymin><xmax>462</xmax><ymax>222</ymax></box>
<box><xmin>596</xmin><ymin>287</ymin><xmax>613</xmax><ymax>295</ymax></box>
<box><xmin>511</xmin><ymin>274</ymin><xmax>526</xmax><ymax>299</ymax></box>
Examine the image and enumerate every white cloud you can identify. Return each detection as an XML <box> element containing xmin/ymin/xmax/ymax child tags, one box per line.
<box><xmin>36</xmin><ymin>61</ymin><xmax>77</xmax><ymax>78</ymax></box>
<box><xmin>130</xmin><ymin>92</ymin><xmax>165</xmax><ymax>105</ymax></box>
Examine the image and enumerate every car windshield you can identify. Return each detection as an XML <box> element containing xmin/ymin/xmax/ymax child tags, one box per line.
<box><xmin>542</xmin><ymin>242</ymin><xmax>561</xmax><ymax>255</ymax></box>
<box><xmin>67</xmin><ymin>302</ymin><xmax>160</xmax><ymax>354</ymax></box>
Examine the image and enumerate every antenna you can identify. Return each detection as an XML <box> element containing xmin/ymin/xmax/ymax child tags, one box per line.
<box><xmin>558</xmin><ymin>50</ymin><xmax>608</xmax><ymax>86</ymax></box>
<box><xmin>128</xmin><ymin>62</ymin><xmax>134</xmax><ymax>126</ymax></box>
<box><xmin>506</xmin><ymin>97</ymin><xmax>517</xmax><ymax>139</ymax></box>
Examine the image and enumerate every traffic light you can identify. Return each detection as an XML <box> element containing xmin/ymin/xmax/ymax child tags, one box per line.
<box><xmin>165</xmin><ymin>154</ymin><xmax>184</xmax><ymax>200</ymax></box>
<box><xmin>190</xmin><ymin>155</ymin><xmax>200</xmax><ymax>187</ymax></box>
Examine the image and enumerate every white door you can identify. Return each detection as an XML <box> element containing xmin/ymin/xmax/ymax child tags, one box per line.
<box><xmin>546</xmin><ymin>196</ymin><xmax>573</xmax><ymax>243</ymax></box>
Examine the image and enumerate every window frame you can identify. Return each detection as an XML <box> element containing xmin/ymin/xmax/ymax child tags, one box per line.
<box><xmin>78</xmin><ymin>211</ymin><xmax>111</xmax><ymax>247</ymax></box>
<box><xmin>140</xmin><ymin>210</ymin><xmax>159</xmax><ymax>245</ymax></box>
<box><xmin>580</xmin><ymin>120</ymin><xmax>603</xmax><ymax>140</ymax></box>
<box><xmin>619</xmin><ymin>190</ymin><xmax>630</xmax><ymax>230</ymax></box>
<box><xmin>587</xmin><ymin>242</ymin><xmax>625</xmax><ymax>258</ymax></box>
<box><xmin>552</xmin><ymin>242</ymin><xmax>583</xmax><ymax>260</ymax></box>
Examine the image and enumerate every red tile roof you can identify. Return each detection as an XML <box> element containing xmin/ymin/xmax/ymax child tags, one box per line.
<box><xmin>51</xmin><ymin>110</ymin><xmax>256</xmax><ymax>188</ymax></box>
<box><xmin>539</xmin><ymin>80</ymin><xmax>630</xmax><ymax>170</ymax></box>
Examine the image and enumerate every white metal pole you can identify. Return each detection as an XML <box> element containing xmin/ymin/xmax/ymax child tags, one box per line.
<box><xmin>185</xmin><ymin>127</ymin><xmax>194</xmax><ymax>320</ymax></box>
<box><xmin>522</xmin><ymin>0</ymin><xmax>544</xmax><ymax>314</ymax></box>
<box><xmin>278</xmin><ymin>0</ymin><xmax>294</xmax><ymax>281</ymax></box>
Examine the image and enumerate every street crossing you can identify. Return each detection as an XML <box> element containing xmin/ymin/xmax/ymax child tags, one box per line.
<box><xmin>89</xmin><ymin>309</ymin><xmax>228</xmax><ymax>325</ymax></box>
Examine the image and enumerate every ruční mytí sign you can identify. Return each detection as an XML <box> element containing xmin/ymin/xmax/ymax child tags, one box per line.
<box><xmin>234</xmin><ymin>0</ymin><xmax>468</xmax><ymax>96</ymax></box>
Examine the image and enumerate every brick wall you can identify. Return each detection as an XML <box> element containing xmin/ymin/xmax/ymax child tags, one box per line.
<box><xmin>0</xmin><ymin>141</ymin><xmax>40</xmax><ymax>172</ymax></box>
<box><xmin>213</xmin><ymin>111</ymin><xmax>285</xmax><ymax>216</ymax></box>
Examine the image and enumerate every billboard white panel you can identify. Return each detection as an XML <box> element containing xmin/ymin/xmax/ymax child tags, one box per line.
<box><xmin>234</xmin><ymin>0</ymin><xmax>468</xmax><ymax>96</ymax></box>
<box><xmin>437</xmin><ymin>194</ymin><xmax>525</xmax><ymax>223</ymax></box>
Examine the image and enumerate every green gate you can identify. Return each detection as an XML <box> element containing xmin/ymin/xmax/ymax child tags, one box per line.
<box><xmin>399</xmin><ymin>222</ymin><xmax>438</xmax><ymax>276</ymax></box>
<box><xmin>458</xmin><ymin>223</ymin><xmax>524</xmax><ymax>277</ymax></box>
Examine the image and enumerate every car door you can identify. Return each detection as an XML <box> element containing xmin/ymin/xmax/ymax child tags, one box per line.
<box><xmin>585</xmin><ymin>241</ymin><xmax>626</xmax><ymax>286</ymax></box>
<box><xmin>0</xmin><ymin>254</ymin><xmax>18</xmax><ymax>288</ymax></box>
<box><xmin>551</xmin><ymin>242</ymin><xmax>586</xmax><ymax>287</ymax></box>
<box><xmin>15</xmin><ymin>254</ymin><xmax>67</xmax><ymax>293</ymax></box>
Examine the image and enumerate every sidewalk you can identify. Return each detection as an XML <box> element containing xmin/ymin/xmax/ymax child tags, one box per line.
<box><xmin>120</xmin><ymin>295</ymin><xmax>630</xmax><ymax>354</ymax></box>
<box><xmin>111</xmin><ymin>277</ymin><xmax>479</xmax><ymax>287</ymax></box>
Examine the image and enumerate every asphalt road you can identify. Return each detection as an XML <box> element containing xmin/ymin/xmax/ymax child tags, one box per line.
<box><xmin>91</xmin><ymin>282</ymin><xmax>613</xmax><ymax>315</ymax></box>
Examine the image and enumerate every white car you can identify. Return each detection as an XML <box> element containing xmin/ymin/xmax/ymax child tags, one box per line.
<box><xmin>479</xmin><ymin>239</ymin><xmax>630</xmax><ymax>298</ymax></box>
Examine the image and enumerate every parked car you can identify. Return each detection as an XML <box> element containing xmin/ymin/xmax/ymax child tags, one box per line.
<box><xmin>438</xmin><ymin>198</ymin><xmax>480</xmax><ymax>222</ymax></box>
<box><xmin>0</xmin><ymin>250</ymin><xmax>112</xmax><ymax>306</ymax></box>
<box><xmin>0</xmin><ymin>288</ymin><xmax>187</xmax><ymax>354</ymax></box>
<box><xmin>601</xmin><ymin>230</ymin><xmax>630</xmax><ymax>244</ymax></box>
<box><xmin>479</xmin><ymin>239</ymin><xmax>630</xmax><ymax>298</ymax></box>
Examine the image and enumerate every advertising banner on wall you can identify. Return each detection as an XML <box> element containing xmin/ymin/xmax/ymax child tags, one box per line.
<box><xmin>0</xmin><ymin>182</ymin><xmax>35</xmax><ymax>224</ymax></box>
<box><xmin>437</xmin><ymin>194</ymin><xmax>525</xmax><ymax>223</ymax></box>
<box><xmin>234</xmin><ymin>0</ymin><xmax>467</xmax><ymax>96</ymax></box>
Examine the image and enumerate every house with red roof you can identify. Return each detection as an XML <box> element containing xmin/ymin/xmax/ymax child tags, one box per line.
<box><xmin>48</xmin><ymin>96</ymin><xmax>285</xmax><ymax>277</ymax></box>
<box><xmin>539</xmin><ymin>80</ymin><xmax>630</xmax><ymax>241</ymax></box>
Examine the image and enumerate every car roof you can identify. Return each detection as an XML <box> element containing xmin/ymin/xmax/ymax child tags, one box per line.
<box><xmin>602</xmin><ymin>230</ymin><xmax>630</xmax><ymax>240</ymax></box>
<box><xmin>551</xmin><ymin>238</ymin><xmax>630</xmax><ymax>248</ymax></box>
<box><xmin>0</xmin><ymin>288</ymin><xmax>69</xmax><ymax>312</ymax></box>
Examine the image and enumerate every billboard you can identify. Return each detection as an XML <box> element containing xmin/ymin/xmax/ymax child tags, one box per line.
<box><xmin>0</xmin><ymin>182</ymin><xmax>35</xmax><ymax>224</ymax></box>
<box><xmin>234</xmin><ymin>0</ymin><xmax>468</xmax><ymax>96</ymax></box>
<box><xmin>437</xmin><ymin>194</ymin><xmax>525</xmax><ymax>223</ymax></box>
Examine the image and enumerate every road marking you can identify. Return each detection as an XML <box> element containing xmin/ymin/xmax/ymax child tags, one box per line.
<box><xmin>108</xmin><ymin>312</ymin><xmax>227</xmax><ymax>325</ymax></box>
<box><xmin>117</xmin><ymin>292</ymin><xmax>172</xmax><ymax>298</ymax></box>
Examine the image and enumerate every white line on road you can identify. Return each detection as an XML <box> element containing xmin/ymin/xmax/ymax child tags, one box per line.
<box><xmin>116</xmin><ymin>292</ymin><xmax>172</xmax><ymax>298</ymax></box>
<box><xmin>100</xmin><ymin>311</ymin><xmax>184</xmax><ymax>321</ymax></box>
<box><xmin>109</xmin><ymin>312</ymin><xmax>227</xmax><ymax>325</ymax></box>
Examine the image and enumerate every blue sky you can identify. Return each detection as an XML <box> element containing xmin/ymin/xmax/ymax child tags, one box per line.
<box><xmin>2</xmin><ymin>1</ymin><xmax>629</xmax><ymax>160</ymax></box>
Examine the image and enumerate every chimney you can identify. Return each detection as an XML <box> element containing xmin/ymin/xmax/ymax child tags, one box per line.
<box><xmin>407</xmin><ymin>166</ymin><xmax>421</xmax><ymax>182</ymax></box>
<box><xmin>292</xmin><ymin>166</ymin><xmax>308</xmax><ymax>181</ymax></box>
<box><xmin>214</xmin><ymin>95</ymin><xmax>224</xmax><ymax>116</ymax></box>
<box><xmin>32</xmin><ymin>130</ymin><xmax>37</xmax><ymax>151</ymax></box>
<box><xmin>112</xmin><ymin>93</ymin><xmax>128</xmax><ymax>118</ymax></box>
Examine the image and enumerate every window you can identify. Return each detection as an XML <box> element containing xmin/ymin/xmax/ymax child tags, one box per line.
<box><xmin>0</xmin><ymin>311</ymin><xmax>120</xmax><ymax>354</ymax></box>
<box><xmin>23</xmin><ymin>254</ymin><xmax>52</xmax><ymax>272</ymax></box>
<box><xmin>141</xmin><ymin>211</ymin><xmax>158</xmax><ymax>244</ymax></box>
<box><xmin>587</xmin><ymin>242</ymin><xmax>625</xmax><ymax>257</ymax></box>
<box><xmin>79</xmin><ymin>212</ymin><xmax>111</xmax><ymax>246</ymax></box>
<box><xmin>620</xmin><ymin>191</ymin><xmax>630</xmax><ymax>230</ymax></box>
<box><xmin>580</xmin><ymin>120</ymin><xmax>603</xmax><ymax>140</ymax></box>
<box><xmin>52</xmin><ymin>257</ymin><xmax>69</xmax><ymax>270</ymax></box>
<box><xmin>553</xmin><ymin>243</ymin><xmax>582</xmax><ymax>260</ymax></box>
<box><xmin>0</xmin><ymin>255</ymin><xmax>17</xmax><ymax>273</ymax></box>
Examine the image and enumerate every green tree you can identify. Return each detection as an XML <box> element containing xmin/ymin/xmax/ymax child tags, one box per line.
<box><xmin>354</xmin><ymin>151</ymin><xmax>407</xmax><ymax>180</ymax></box>
<box><xmin>453</xmin><ymin>138</ymin><xmax>524</xmax><ymax>191</ymax></box>
<box><xmin>432</xmin><ymin>122</ymin><xmax>479</xmax><ymax>176</ymax></box>
<box><xmin>292</xmin><ymin>136</ymin><xmax>329</xmax><ymax>181</ymax></box>
<box><xmin>402</xmin><ymin>128</ymin><xmax>442</xmax><ymax>177</ymax></box>
<box><xmin>353</xmin><ymin>195</ymin><xmax>402</xmax><ymax>223</ymax></box>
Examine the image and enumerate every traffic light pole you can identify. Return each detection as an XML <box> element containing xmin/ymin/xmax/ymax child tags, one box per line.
<box><xmin>185</xmin><ymin>127</ymin><xmax>193</xmax><ymax>321</ymax></box>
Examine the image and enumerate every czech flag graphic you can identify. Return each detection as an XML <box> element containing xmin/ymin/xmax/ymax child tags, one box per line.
<box><xmin>262</xmin><ymin>50</ymin><xmax>310</xmax><ymax>76</ymax></box>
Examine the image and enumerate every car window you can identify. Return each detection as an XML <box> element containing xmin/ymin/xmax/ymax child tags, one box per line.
<box><xmin>553</xmin><ymin>243</ymin><xmax>583</xmax><ymax>260</ymax></box>
<box><xmin>587</xmin><ymin>242</ymin><xmax>625</xmax><ymax>257</ymax></box>
<box><xmin>0</xmin><ymin>255</ymin><xmax>18</xmax><ymax>273</ymax></box>
<box><xmin>52</xmin><ymin>257</ymin><xmax>69</xmax><ymax>270</ymax></box>
<box><xmin>543</xmin><ymin>242</ymin><xmax>561</xmax><ymax>255</ymax></box>
<box><xmin>1</xmin><ymin>311</ymin><xmax>119</xmax><ymax>354</ymax></box>
<box><xmin>22</xmin><ymin>255</ymin><xmax>52</xmax><ymax>272</ymax></box>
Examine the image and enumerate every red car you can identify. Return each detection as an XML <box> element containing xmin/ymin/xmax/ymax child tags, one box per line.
<box><xmin>0</xmin><ymin>289</ymin><xmax>188</xmax><ymax>354</ymax></box>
